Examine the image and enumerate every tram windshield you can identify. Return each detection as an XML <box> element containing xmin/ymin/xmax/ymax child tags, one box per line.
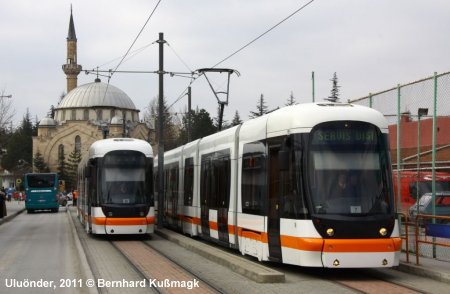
<box><xmin>100</xmin><ymin>151</ymin><xmax>151</xmax><ymax>205</ymax></box>
<box><xmin>307</xmin><ymin>121</ymin><xmax>393</xmax><ymax>216</ymax></box>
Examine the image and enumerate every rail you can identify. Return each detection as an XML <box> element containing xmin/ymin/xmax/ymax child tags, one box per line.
<box><xmin>397</xmin><ymin>213</ymin><xmax>410</xmax><ymax>263</ymax></box>
<box><xmin>399</xmin><ymin>213</ymin><xmax>450</xmax><ymax>265</ymax></box>
<box><xmin>414</xmin><ymin>214</ymin><xmax>450</xmax><ymax>265</ymax></box>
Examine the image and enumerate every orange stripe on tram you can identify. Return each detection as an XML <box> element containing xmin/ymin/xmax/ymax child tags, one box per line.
<box><xmin>280</xmin><ymin>235</ymin><xmax>324</xmax><ymax>251</ymax></box>
<box><xmin>92</xmin><ymin>217</ymin><xmax>150</xmax><ymax>226</ymax></box>
<box><xmin>322</xmin><ymin>238</ymin><xmax>402</xmax><ymax>253</ymax></box>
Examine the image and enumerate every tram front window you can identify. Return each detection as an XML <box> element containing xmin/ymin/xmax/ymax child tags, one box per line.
<box><xmin>307</xmin><ymin>122</ymin><xmax>392</xmax><ymax>216</ymax></box>
<box><xmin>101</xmin><ymin>152</ymin><xmax>148</xmax><ymax>205</ymax></box>
<box><xmin>103</xmin><ymin>168</ymin><xmax>146</xmax><ymax>204</ymax></box>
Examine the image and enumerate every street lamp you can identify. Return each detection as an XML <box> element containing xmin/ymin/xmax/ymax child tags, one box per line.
<box><xmin>416</xmin><ymin>108</ymin><xmax>428</xmax><ymax>214</ymax></box>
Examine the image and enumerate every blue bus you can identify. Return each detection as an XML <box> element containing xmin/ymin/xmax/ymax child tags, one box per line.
<box><xmin>24</xmin><ymin>173</ymin><xmax>60</xmax><ymax>213</ymax></box>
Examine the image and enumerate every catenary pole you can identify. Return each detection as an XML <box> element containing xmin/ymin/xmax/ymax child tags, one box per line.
<box><xmin>187</xmin><ymin>86</ymin><xmax>192</xmax><ymax>142</ymax></box>
<box><xmin>157</xmin><ymin>32</ymin><xmax>165</xmax><ymax>229</ymax></box>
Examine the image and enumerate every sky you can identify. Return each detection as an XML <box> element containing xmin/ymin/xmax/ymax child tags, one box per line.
<box><xmin>1</xmin><ymin>0</ymin><xmax>450</xmax><ymax>129</ymax></box>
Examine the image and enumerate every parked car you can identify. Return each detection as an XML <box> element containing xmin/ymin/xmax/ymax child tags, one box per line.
<box><xmin>408</xmin><ymin>192</ymin><xmax>450</xmax><ymax>223</ymax></box>
<box><xmin>58</xmin><ymin>193</ymin><xmax>68</xmax><ymax>207</ymax></box>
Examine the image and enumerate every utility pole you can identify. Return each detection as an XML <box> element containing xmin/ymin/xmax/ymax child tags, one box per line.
<box><xmin>157</xmin><ymin>32</ymin><xmax>165</xmax><ymax>229</ymax></box>
<box><xmin>187</xmin><ymin>86</ymin><xmax>192</xmax><ymax>142</ymax></box>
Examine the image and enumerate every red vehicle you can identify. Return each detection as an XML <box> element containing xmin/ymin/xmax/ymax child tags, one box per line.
<box><xmin>393</xmin><ymin>170</ymin><xmax>450</xmax><ymax>212</ymax></box>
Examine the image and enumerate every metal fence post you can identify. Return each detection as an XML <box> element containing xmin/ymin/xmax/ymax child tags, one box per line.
<box><xmin>397</xmin><ymin>84</ymin><xmax>402</xmax><ymax>212</ymax></box>
<box><xmin>432</xmin><ymin>72</ymin><xmax>438</xmax><ymax>258</ymax></box>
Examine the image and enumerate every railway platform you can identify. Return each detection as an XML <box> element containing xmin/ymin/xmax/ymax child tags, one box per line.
<box><xmin>156</xmin><ymin>227</ymin><xmax>450</xmax><ymax>284</ymax></box>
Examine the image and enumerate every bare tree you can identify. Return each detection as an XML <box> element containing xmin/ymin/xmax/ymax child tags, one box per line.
<box><xmin>0</xmin><ymin>89</ymin><xmax>15</xmax><ymax>131</ymax></box>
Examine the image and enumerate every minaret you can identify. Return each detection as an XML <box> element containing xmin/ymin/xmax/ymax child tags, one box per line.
<box><xmin>62</xmin><ymin>6</ymin><xmax>82</xmax><ymax>93</ymax></box>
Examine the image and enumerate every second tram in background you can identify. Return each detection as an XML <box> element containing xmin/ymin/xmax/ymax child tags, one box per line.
<box><xmin>157</xmin><ymin>102</ymin><xmax>402</xmax><ymax>268</ymax></box>
<box><xmin>78</xmin><ymin>138</ymin><xmax>155</xmax><ymax>235</ymax></box>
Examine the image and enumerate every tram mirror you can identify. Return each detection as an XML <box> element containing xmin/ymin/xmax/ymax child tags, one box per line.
<box><xmin>279</xmin><ymin>150</ymin><xmax>289</xmax><ymax>171</ymax></box>
<box><xmin>84</xmin><ymin>166</ymin><xmax>91</xmax><ymax>178</ymax></box>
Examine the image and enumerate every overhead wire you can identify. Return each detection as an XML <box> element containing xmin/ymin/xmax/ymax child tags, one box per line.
<box><xmin>166</xmin><ymin>42</ymin><xmax>194</xmax><ymax>73</ymax></box>
<box><xmin>96</xmin><ymin>42</ymin><xmax>157</xmax><ymax>69</ymax></box>
<box><xmin>110</xmin><ymin>0</ymin><xmax>163</xmax><ymax>76</ymax></box>
<box><xmin>211</xmin><ymin>0</ymin><xmax>315</xmax><ymax>68</ymax></box>
<box><xmin>167</xmin><ymin>0</ymin><xmax>316</xmax><ymax>111</ymax></box>
<box><xmin>98</xmin><ymin>0</ymin><xmax>163</xmax><ymax>113</ymax></box>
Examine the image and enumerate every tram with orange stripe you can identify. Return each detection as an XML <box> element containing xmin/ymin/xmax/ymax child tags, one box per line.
<box><xmin>78</xmin><ymin>138</ymin><xmax>154</xmax><ymax>235</ymax></box>
<box><xmin>157</xmin><ymin>102</ymin><xmax>401</xmax><ymax>268</ymax></box>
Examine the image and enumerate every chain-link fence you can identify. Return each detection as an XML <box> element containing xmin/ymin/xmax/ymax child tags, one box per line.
<box><xmin>349</xmin><ymin>72</ymin><xmax>450</xmax><ymax>261</ymax></box>
<box><xmin>349</xmin><ymin>71</ymin><xmax>450</xmax><ymax>198</ymax></box>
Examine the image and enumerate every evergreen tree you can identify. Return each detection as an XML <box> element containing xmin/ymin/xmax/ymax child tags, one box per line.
<box><xmin>33</xmin><ymin>151</ymin><xmax>49</xmax><ymax>172</ymax></box>
<box><xmin>57</xmin><ymin>146</ymin><xmax>67</xmax><ymax>187</ymax></box>
<box><xmin>213</xmin><ymin>105</ymin><xmax>229</xmax><ymax>130</ymax></box>
<box><xmin>231</xmin><ymin>110</ymin><xmax>243</xmax><ymax>126</ymax></box>
<box><xmin>178</xmin><ymin>108</ymin><xmax>216</xmax><ymax>144</ymax></box>
<box><xmin>326</xmin><ymin>72</ymin><xmax>340</xmax><ymax>102</ymax></box>
<box><xmin>144</xmin><ymin>96</ymin><xmax>179</xmax><ymax>150</ymax></box>
<box><xmin>65</xmin><ymin>149</ymin><xmax>81</xmax><ymax>191</ymax></box>
<box><xmin>47</xmin><ymin>105</ymin><xmax>56</xmax><ymax>119</ymax></box>
<box><xmin>285</xmin><ymin>91</ymin><xmax>296</xmax><ymax>106</ymax></box>
<box><xmin>249</xmin><ymin>94</ymin><xmax>269</xmax><ymax>118</ymax></box>
<box><xmin>1</xmin><ymin>110</ymin><xmax>33</xmax><ymax>171</ymax></box>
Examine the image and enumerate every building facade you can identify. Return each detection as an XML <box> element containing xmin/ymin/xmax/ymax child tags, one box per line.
<box><xmin>32</xmin><ymin>9</ymin><xmax>152</xmax><ymax>173</ymax></box>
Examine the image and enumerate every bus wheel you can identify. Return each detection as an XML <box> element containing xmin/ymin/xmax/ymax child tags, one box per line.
<box><xmin>27</xmin><ymin>209</ymin><xmax>33</xmax><ymax>214</ymax></box>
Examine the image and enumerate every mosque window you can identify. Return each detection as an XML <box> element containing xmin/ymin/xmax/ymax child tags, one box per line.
<box><xmin>83</xmin><ymin>109</ymin><xmax>89</xmax><ymax>120</ymax></box>
<box><xmin>110</xmin><ymin>109</ymin><xmax>115</xmax><ymax>120</ymax></box>
<box><xmin>71</xmin><ymin>109</ymin><xmax>76</xmax><ymax>120</ymax></box>
<box><xmin>62</xmin><ymin>110</ymin><xmax>66</xmax><ymax>121</ymax></box>
<box><xmin>75</xmin><ymin>136</ymin><xmax>81</xmax><ymax>152</ymax></box>
<box><xmin>58</xmin><ymin>144</ymin><xmax>65</xmax><ymax>160</ymax></box>
<box><xmin>98</xmin><ymin>110</ymin><xmax>103</xmax><ymax>121</ymax></box>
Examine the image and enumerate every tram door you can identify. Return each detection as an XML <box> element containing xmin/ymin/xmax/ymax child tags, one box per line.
<box><xmin>268</xmin><ymin>145</ymin><xmax>282</xmax><ymax>261</ymax></box>
<box><xmin>200</xmin><ymin>156</ymin><xmax>211</xmax><ymax>236</ymax></box>
<box><xmin>216</xmin><ymin>154</ymin><xmax>230</xmax><ymax>244</ymax></box>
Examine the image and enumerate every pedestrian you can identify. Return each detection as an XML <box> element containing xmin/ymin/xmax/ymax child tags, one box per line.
<box><xmin>73</xmin><ymin>190</ymin><xmax>78</xmax><ymax>206</ymax></box>
<box><xmin>0</xmin><ymin>187</ymin><xmax>7</xmax><ymax>218</ymax></box>
<box><xmin>7</xmin><ymin>188</ymin><xmax>12</xmax><ymax>202</ymax></box>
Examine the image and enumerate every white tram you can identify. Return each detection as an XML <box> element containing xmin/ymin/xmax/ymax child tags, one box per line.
<box><xmin>78</xmin><ymin>138</ymin><xmax>155</xmax><ymax>235</ymax></box>
<box><xmin>157</xmin><ymin>103</ymin><xmax>401</xmax><ymax>268</ymax></box>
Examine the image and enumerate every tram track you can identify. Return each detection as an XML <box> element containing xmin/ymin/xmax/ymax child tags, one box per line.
<box><xmin>112</xmin><ymin>239</ymin><xmax>223</xmax><ymax>294</ymax></box>
<box><xmin>71</xmin><ymin>206</ymin><xmax>448</xmax><ymax>294</ymax></box>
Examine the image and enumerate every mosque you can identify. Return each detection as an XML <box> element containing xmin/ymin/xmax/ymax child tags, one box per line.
<box><xmin>32</xmin><ymin>9</ymin><xmax>152</xmax><ymax>172</ymax></box>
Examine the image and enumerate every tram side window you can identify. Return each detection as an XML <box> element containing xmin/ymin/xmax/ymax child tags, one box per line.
<box><xmin>242</xmin><ymin>142</ymin><xmax>266</xmax><ymax>215</ymax></box>
<box><xmin>184</xmin><ymin>158</ymin><xmax>194</xmax><ymax>206</ymax></box>
<box><xmin>146</xmin><ymin>161</ymin><xmax>154</xmax><ymax>205</ymax></box>
<box><xmin>214</xmin><ymin>151</ymin><xmax>231</xmax><ymax>209</ymax></box>
<box><xmin>200</xmin><ymin>154</ymin><xmax>214</xmax><ymax>208</ymax></box>
<box><xmin>164</xmin><ymin>163</ymin><xmax>179</xmax><ymax>207</ymax></box>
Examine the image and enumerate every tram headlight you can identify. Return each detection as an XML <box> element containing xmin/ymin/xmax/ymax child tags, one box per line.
<box><xmin>379</xmin><ymin>227</ymin><xmax>387</xmax><ymax>236</ymax></box>
<box><xmin>326</xmin><ymin>228</ymin><xmax>334</xmax><ymax>237</ymax></box>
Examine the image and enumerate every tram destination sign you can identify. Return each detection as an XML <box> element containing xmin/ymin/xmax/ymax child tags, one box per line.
<box><xmin>312</xmin><ymin>128</ymin><xmax>377</xmax><ymax>145</ymax></box>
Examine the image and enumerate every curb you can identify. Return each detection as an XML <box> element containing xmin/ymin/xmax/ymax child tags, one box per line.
<box><xmin>0</xmin><ymin>207</ymin><xmax>25</xmax><ymax>225</ymax></box>
<box><xmin>66</xmin><ymin>207</ymin><xmax>99</xmax><ymax>294</ymax></box>
<box><xmin>397</xmin><ymin>260</ymin><xmax>450</xmax><ymax>284</ymax></box>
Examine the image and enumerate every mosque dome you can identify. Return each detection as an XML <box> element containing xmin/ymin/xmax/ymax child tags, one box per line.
<box><xmin>57</xmin><ymin>78</ymin><xmax>136</xmax><ymax>110</ymax></box>
<box><xmin>39</xmin><ymin>117</ymin><xmax>57</xmax><ymax>126</ymax></box>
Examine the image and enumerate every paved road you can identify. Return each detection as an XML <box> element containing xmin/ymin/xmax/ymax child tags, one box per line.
<box><xmin>0</xmin><ymin>207</ymin><xmax>90</xmax><ymax>293</ymax></box>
